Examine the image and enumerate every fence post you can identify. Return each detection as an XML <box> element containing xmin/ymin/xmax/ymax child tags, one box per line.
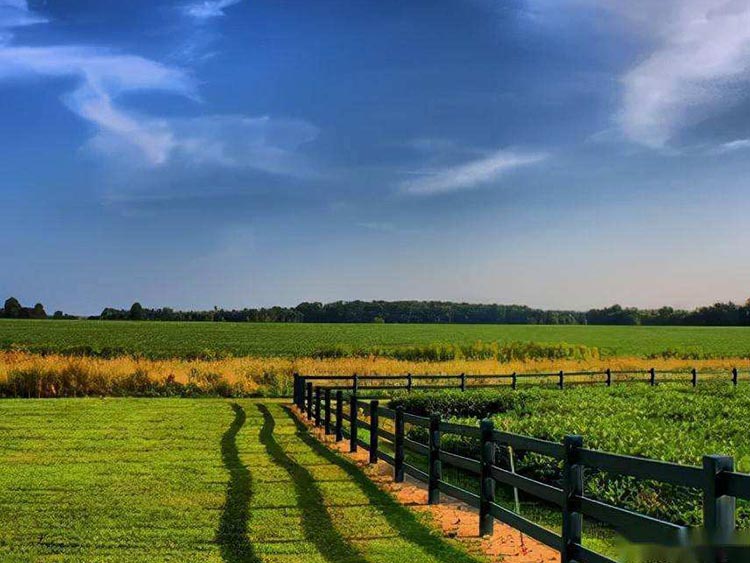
<box><xmin>460</xmin><ymin>372</ymin><xmax>466</xmax><ymax>392</ymax></box>
<box><xmin>394</xmin><ymin>406</ymin><xmax>405</xmax><ymax>483</ymax></box>
<box><xmin>293</xmin><ymin>373</ymin><xmax>299</xmax><ymax>406</ymax></box>
<box><xmin>511</xmin><ymin>372</ymin><xmax>517</xmax><ymax>390</ymax></box>
<box><xmin>335</xmin><ymin>391</ymin><xmax>344</xmax><ymax>442</ymax></box>
<box><xmin>369</xmin><ymin>400</ymin><xmax>379</xmax><ymax>464</ymax></box>
<box><xmin>479</xmin><ymin>419</ymin><xmax>495</xmax><ymax>536</ymax></box>
<box><xmin>306</xmin><ymin>382</ymin><xmax>313</xmax><ymax>420</ymax></box>
<box><xmin>732</xmin><ymin>368</ymin><xmax>738</xmax><ymax>387</ymax></box>
<box><xmin>352</xmin><ymin>373</ymin><xmax>359</xmax><ymax>395</ymax></box>
<box><xmin>324</xmin><ymin>388</ymin><xmax>332</xmax><ymax>435</ymax></box>
<box><xmin>407</xmin><ymin>373</ymin><xmax>413</xmax><ymax>393</ymax></box>
<box><xmin>428</xmin><ymin>413</ymin><xmax>442</xmax><ymax>504</ymax></box>
<box><xmin>650</xmin><ymin>367</ymin><xmax>656</xmax><ymax>386</ymax></box>
<box><xmin>299</xmin><ymin>376</ymin><xmax>308</xmax><ymax>409</ymax></box>
<box><xmin>350</xmin><ymin>396</ymin><xmax>358</xmax><ymax>453</ymax></box>
<box><xmin>606</xmin><ymin>368</ymin><xmax>611</xmax><ymax>387</ymax></box>
<box><xmin>562</xmin><ymin>435</ymin><xmax>584</xmax><ymax>563</ymax></box>
<box><xmin>558</xmin><ymin>370</ymin><xmax>564</xmax><ymax>390</ymax></box>
<box><xmin>692</xmin><ymin>368</ymin><xmax>698</xmax><ymax>387</ymax></box>
<box><xmin>315</xmin><ymin>387</ymin><xmax>322</xmax><ymax>427</ymax></box>
<box><xmin>703</xmin><ymin>455</ymin><xmax>735</xmax><ymax>561</ymax></box>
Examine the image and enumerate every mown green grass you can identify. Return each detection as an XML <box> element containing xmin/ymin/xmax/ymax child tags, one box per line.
<box><xmin>2</xmin><ymin>319</ymin><xmax>750</xmax><ymax>358</ymax></box>
<box><xmin>0</xmin><ymin>398</ymin><xmax>486</xmax><ymax>563</ymax></box>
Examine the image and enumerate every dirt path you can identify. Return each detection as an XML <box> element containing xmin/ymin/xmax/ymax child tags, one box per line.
<box><xmin>292</xmin><ymin>405</ymin><xmax>560</xmax><ymax>563</ymax></box>
<box><xmin>232</xmin><ymin>400</ymin><xmax>489</xmax><ymax>563</ymax></box>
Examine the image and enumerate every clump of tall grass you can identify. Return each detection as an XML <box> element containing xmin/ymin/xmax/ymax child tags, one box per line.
<box><xmin>313</xmin><ymin>340</ymin><xmax>600</xmax><ymax>362</ymax></box>
<box><xmin>0</xmin><ymin>363</ymin><xmax>254</xmax><ymax>398</ymax></box>
<box><xmin>644</xmin><ymin>347</ymin><xmax>746</xmax><ymax>360</ymax></box>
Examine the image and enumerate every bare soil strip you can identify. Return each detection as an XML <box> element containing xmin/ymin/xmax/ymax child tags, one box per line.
<box><xmin>292</xmin><ymin>406</ymin><xmax>560</xmax><ymax>563</ymax></box>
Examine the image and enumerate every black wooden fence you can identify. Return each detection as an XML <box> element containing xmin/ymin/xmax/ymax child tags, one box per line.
<box><xmin>293</xmin><ymin>372</ymin><xmax>750</xmax><ymax>563</ymax></box>
<box><xmin>294</xmin><ymin>368</ymin><xmax>742</xmax><ymax>398</ymax></box>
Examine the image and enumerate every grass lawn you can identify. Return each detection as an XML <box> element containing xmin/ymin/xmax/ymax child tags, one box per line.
<box><xmin>2</xmin><ymin>318</ymin><xmax>750</xmax><ymax>358</ymax></box>
<box><xmin>0</xmin><ymin>398</ymin><xmax>485</xmax><ymax>562</ymax></box>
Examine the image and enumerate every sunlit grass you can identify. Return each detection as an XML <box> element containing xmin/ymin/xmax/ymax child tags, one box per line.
<box><xmin>0</xmin><ymin>399</ymin><xmax>486</xmax><ymax>562</ymax></box>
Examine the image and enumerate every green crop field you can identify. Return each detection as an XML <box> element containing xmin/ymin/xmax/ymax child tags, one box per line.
<box><xmin>392</xmin><ymin>383</ymin><xmax>750</xmax><ymax>529</ymax></box>
<box><xmin>2</xmin><ymin>319</ymin><xmax>750</xmax><ymax>358</ymax></box>
<box><xmin>0</xmin><ymin>398</ymin><xmax>483</xmax><ymax>563</ymax></box>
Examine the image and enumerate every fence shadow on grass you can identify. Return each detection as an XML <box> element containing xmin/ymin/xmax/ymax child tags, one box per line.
<box><xmin>256</xmin><ymin>403</ymin><xmax>368</xmax><ymax>563</ymax></box>
<box><xmin>280</xmin><ymin>405</ymin><xmax>484</xmax><ymax>563</ymax></box>
<box><xmin>217</xmin><ymin>403</ymin><xmax>260</xmax><ymax>563</ymax></box>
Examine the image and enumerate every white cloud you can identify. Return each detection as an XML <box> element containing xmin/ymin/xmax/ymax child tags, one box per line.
<box><xmin>401</xmin><ymin>149</ymin><xmax>547</xmax><ymax>195</ymax></box>
<box><xmin>0</xmin><ymin>0</ymin><xmax>45</xmax><ymax>44</ymax></box>
<box><xmin>617</xmin><ymin>0</ymin><xmax>750</xmax><ymax>148</ymax></box>
<box><xmin>712</xmin><ymin>138</ymin><xmax>750</xmax><ymax>153</ymax></box>
<box><xmin>0</xmin><ymin>0</ymin><xmax>45</xmax><ymax>29</ymax></box>
<box><xmin>0</xmin><ymin>3</ymin><xmax>319</xmax><ymax>176</ymax></box>
<box><xmin>0</xmin><ymin>45</ymin><xmax>195</xmax><ymax>164</ymax></box>
<box><xmin>90</xmin><ymin>114</ymin><xmax>319</xmax><ymax>177</ymax></box>
<box><xmin>185</xmin><ymin>0</ymin><xmax>241</xmax><ymax>20</ymax></box>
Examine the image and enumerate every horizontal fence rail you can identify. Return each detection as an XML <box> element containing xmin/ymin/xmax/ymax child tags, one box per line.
<box><xmin>292</xmin><ymin>367</ymin><xmax>746</xmax><ymax>401</ymax></box>
<box><xmin>293</xmin><ymin>374</ymin><xmax>750</xmax><ymax>562</ymax></box>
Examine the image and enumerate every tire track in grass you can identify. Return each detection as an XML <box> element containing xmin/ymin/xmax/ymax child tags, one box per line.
<box><xmin>256</xmin><ymin>403</ymin><xmax>368</xmax><ymax>563</ymax></box>
<box><xmin>280</xmin><ymin>405</ymin><xmax>483</xmax><ymax>563</ymax></box>
<box><xmin>217</xmin><ymin>403</ymin><xmax>261</xmax><ymax>563</ymax></box>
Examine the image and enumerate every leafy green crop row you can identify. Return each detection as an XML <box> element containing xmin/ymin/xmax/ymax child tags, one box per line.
<box><xmin>313</xmin><ymin>340</ymin><xmax>600</xmax><ymax>361</ymax></box>
<box><xmin>390</xmin><ymin>383</ymin><xmax>750</xmax><ymax>527</ymax></box>
<box><xmin>2</xmin><ymin>318</ymin><xmax>750</xmax><ymax>358</ymax></box>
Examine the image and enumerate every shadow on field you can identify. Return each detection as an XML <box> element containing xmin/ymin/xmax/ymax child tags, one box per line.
<box><xmin>217</xmin><ymin>403</ymin><xmax>260</xmax><ymax>563</ymax></box>
<box><xmin>280</xmin><ymin>405</ymin><xmax>483</xmax><ymax>563</ymax></box>
<box><xmin>257</xmin><ymin>403</ymin><xmax>367</xmax><ymax>563</ymax></box>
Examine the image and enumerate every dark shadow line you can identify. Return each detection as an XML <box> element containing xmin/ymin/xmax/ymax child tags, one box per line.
<box><xmin>281</xmin><ymin>405</ymin><xmax>484</xmax><ymax>563</ymax></box>
<box><xmin>217</xmin><ymin>403</ymin><xmax>261</xmax><ymax>563</ymax></box>
<box><xmin>257</xmin><ymin>403</ymin><xmax>368</xmax><ymax>563</ymax></box>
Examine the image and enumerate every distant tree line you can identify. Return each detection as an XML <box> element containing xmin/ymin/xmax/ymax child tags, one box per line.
<box><xmin>90</xmin><ymin>299</ymin><xmax>750</xmax><ymax>326</ymax></box>
<box><xmin>0</xmin><ymin>297</ymin><xmax>75</xmax><ymax>320</ymax></box>
<box><xmin>4</xmin><ymin>296</ymin><xmax>750</xmax><ymax>326</ymax></box>
<box><xmin>97</xmin><ymin>302</ymin><xmax>304</xmax><ymax>323</ymax></box>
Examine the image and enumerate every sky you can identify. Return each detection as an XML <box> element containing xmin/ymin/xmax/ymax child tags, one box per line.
<box><xmin>2</xmin><ymin>0</ymin><xmax>750</xmax><ymax>315</ymax></box>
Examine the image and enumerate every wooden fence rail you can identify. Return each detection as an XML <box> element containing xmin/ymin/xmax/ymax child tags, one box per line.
<box><xmin>293</xmin><ymin>374</ymin><xmax>750</xmax><ymax>563</ymax></box>
<box><xmin>292</xmin><ymin>368</ymin><xmax>744</xmax><ymax>404</ymax></box>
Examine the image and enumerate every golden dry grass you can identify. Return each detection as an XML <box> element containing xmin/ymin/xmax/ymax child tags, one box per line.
<box><xmin>0</xmin><ymin>350</ymin><xmax>746</xmax><ymax>396</ymax></box>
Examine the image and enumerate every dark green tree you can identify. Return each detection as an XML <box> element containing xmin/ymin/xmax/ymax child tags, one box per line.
<box><xmin>30</xmin><ymin>303</ymin><xmax>47</xmax><ymax>319</ymax></box>
<box><xmin>3</xmin><ymin>297</ymin><xmax>22</xmax><ymax>318</ymax></box>
<box><xmin>129</xmin><ymin>302</ymin><xmax>144</xmax><ymax>321</ymax></box>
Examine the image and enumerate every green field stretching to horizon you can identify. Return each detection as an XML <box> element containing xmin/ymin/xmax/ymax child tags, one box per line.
<box><xmin>1</xmin><ymin>318</ymin><xmax>750</xmax><ymax>358</ymax></box>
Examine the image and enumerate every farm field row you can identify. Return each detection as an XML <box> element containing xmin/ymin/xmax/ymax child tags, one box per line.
<box><xmin>391</xmin><ymin>383</ymin><xmax>750</xmax><ymax>527</ymax></box>
<box><xmin>2</xmin><ymin>318</ymin><xmax>750</xmax><ymax>358</ymax></box>
<box><xmin>0</xmin><ymin>398</ymin><xmax>481</xmax><ymax>563</ymax></box>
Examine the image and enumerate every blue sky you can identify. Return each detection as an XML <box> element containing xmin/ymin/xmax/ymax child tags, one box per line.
<box><xmin>2</xmin><ymin>0</ymin><xmax>750</xmax><ymax>315</ymax></box>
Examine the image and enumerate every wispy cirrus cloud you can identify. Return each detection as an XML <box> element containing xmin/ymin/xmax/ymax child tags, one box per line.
<box><xmin>0</xmin><ymin>2</ymin><xmax>191</xmax><ymax>164</ymax></box>
<box><xmin>184</xmin><ymin>0</ymin><xmax>242</xmax><ymax>20</ymax></box>
<box><xmin>0</xmin><ymin>0</ymin><xmax>45</xmax><ymax>44</ymax></box>
<box><xmin>175</xmin><ymin>0</ymin><xmax>242</xmax><ymax>62</ymax></box>
<box><xmin>0</xmin><ymin>0</ymin><xmax>318</xmax><ymax>179</ymax></box>
<box><xmin>711</xmin><ymin>138</ymin><xmax>750</xmax><ymax>154</ymax></box>
<box><xmin>401</xmin><ymin>149</ymin><xmax>547</xmax><ymax>195</ymax></box>
<box><xmin>90</xmin><ymin>114</ymin><xmax>319</xmax><ymax>178</ymax></box>
<box><xmin>0</xmin><ymin>0</ymin><xmax>45</xmax><ymax>29</ymax></box>
<box><xmin>0</xmin><ymin>45</ymin><xmax>195</xmax><ymax>164</ymax></box>
<box><xmin>617</xmin><ymin>0</ymin><xmax>750</xmax><ymax>148</ymax></box>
